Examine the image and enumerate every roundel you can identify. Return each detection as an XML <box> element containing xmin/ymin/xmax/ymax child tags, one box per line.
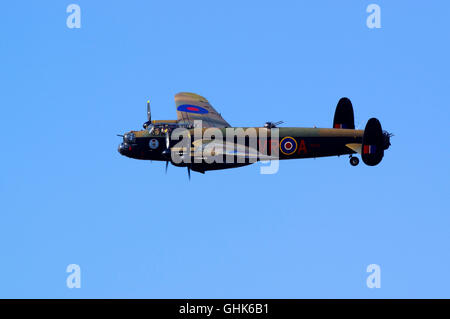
<box><xmin>280</xmin><ymin>137</ymin><xmax>298</xmax><ymax>155</ymax></box>
<box><xmin>149</xmin><ymin>138</ymin><xmax>159</xmax><ymax>149</ymax></box>
<box><xmin>177</xmin><ymin>104</ymin><xmax>209</xmax><ymax>114</ymax></box>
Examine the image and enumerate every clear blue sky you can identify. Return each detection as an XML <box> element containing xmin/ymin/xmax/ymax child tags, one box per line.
<box><xmin>1</xmin><ymin>1</ymin><xmax>449</xmax><ymax>298</ymax></box>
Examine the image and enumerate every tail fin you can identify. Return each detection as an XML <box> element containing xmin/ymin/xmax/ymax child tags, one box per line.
<box><xmin>361</xmin><ymin>118</ymin><xmax>384</xmax><ymax>166</ymax></box>
<box><xmin>333</xmin><ymin>97</ymin><xmax>355</xmax><ymax>129</ymax></box>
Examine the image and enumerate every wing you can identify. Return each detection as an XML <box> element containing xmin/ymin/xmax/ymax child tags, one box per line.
<box><xmin>191</xmin><ymin>139</ymin><xmax>276</xmax><ymax>161</ymax></box>
<box><xmin>175</xmin><ymin>92</ymin><xmax>230</xmax><ymax>128</ymax></box>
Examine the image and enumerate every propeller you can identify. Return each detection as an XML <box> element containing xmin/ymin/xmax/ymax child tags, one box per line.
<box><xmin>165</xmin><ymin>131</ymin><xmax>170</xmax><ymax>149</ymax></box>
<box><xmin>143</xmin><ymin>100</ymin><xmax>152</xmax><ymax>129</ymax></box>
<box><xmin>187</xmin><ymin>166</ymin><xmax>191</xmax><ymax>180</ymax></box>
<box><xmin>163</xmin><ymin>130</ymin><xmax>171</xmax><ymax>174</ymax></box>
<box><xmin>383</xmin><ymin>130</ymin><xmax>393</xmax><ymax>149</ymax></box>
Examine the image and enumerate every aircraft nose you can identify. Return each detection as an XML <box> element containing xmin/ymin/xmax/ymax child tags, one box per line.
<box><xmin>118</xmin><ymin>143</ymin><xmax>128</xmax><ymax>155</ymax></box>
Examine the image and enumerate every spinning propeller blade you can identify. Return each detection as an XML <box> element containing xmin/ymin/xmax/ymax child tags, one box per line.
<box><xmin>165</xmin><ymin>132</ymin><xmax>170</xmax><ymax>149</ymax></box>
<box><xmin>147</xmin><ymin>100</ymin><xmax>151</xmax><ymax>122</ymax></box>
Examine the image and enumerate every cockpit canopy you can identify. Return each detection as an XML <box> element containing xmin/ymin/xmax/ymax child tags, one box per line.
<box><xmin>147</xmin><ymin>122</ymin><xmax>192</xmax><ymax>136</ymax></box>
<box><xmin>123</xmin><ymin>132</ymin><xmax>136</xmax><ymax>143</ymax></box>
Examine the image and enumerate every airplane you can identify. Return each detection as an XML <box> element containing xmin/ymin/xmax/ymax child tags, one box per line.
<box><xmin>118</xmin><ymin>92</ymin><xmax>392</xmax><ymax>178</ymax></box>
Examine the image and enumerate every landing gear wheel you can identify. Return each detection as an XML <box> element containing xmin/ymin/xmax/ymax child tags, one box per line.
<box><xmin>350</xmin><ymin>156</ymin><xmax>359</xmax><ymax>166</ymax></box>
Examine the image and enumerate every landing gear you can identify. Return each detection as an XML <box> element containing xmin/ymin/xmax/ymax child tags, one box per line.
<box><xmin>350</xmin><ymin>156</ymin><xmax>359</xmax><ymax>166</ymax></box>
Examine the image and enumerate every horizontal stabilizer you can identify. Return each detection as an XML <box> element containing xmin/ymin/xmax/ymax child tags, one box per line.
<box><xmin>346</xmin><ymin>143</ymin><xmax>362</xmax><ymax>154</ymax></box>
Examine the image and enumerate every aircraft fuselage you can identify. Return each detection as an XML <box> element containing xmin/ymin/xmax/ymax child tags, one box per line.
<box><xmin>118</xmin><ymin>126</ymin><xmax>364</xmax><ymax>162</ymax></box>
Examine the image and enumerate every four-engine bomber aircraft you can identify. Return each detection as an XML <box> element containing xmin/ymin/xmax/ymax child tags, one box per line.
<box><xmin>118</xmin><ymin>92</ymin><xmax>391</xmax><ymax>177</ymax></box>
